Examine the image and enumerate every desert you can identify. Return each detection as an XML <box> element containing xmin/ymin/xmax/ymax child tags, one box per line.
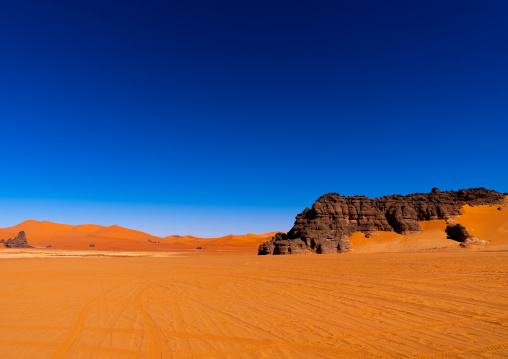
<box><xmin>1</xmin><ymin>190</ymin><xmax>507</xmax><ymax>358</ymax></box>
<box><xmin>3</xmin><ymin>1</ymin><xmax>508</xmax><ymax>358</ymax></box>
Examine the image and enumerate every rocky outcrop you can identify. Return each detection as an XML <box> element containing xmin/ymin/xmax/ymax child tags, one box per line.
<box><xmin>445</xmin><ymin>223</ymin><xmax>488</xmax><ymax>248</ymax></box>
<box><xmin>3</xmin><ymin>231</ymin><xmax>33</xmax><ymax>248</ymax></box>
<box><xmin>259</xmin><ymin>187</ymin><xmax>506</xmax><ymax>255</ymax></box>
<box><xmin>445</xmin><ymin>223</ymin><xmax>471</xmax><ymax>242</ymax></box>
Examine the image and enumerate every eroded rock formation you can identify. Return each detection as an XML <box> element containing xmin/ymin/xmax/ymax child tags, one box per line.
<box><xmin>259</xmin><ymin>187</ymin><xmax>505</xmax><ymax>255</ymax></box>
<box><xmin>445</xmin><ymin>223</ymin><xmax>471</xmax><ymax>242</ymax></box>
<box><xmin>3</xmin><ymin>231</ymin><xmax>33</xmax><ymax>248</ymax></box>
<box><xmin>445</xmin><ymin>223</ymin><xmax>488</xmax><ymax>248</ymax></box>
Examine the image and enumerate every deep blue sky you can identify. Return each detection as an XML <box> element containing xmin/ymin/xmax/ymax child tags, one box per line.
<box><xmin>1</xmin><ymin>1</ymin><xmax>507</xmax><ymax>236</ymax></box>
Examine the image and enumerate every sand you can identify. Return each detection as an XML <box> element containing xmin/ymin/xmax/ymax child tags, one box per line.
<box><xmin>0</xmin><ymin>203</ymin><xmax>507</xmax><ymax>358</ymax></box>
<box><xmin>0</xmin><ymin>251</ymin><xmax>507</xmax><ymax>358</ymax></box>
<box><xmin>0</xmin><ymin>220</ymin><xmax>276</xmax><ymax>252</ymax></box>
<box><xmin>350</xmin><ymin>202</ymin><xmax>508</xmax><ymax>253</ymax></box>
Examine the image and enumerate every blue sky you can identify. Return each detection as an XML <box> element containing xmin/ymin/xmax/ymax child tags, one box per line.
<box><xmin>1</xmin><ymin>1</ymin><xmax>507</xmax><ymax>236</ymax></box>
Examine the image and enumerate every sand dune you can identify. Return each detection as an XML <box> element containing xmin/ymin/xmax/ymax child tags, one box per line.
<box><xmin>350</xmin><ymin>219</ymin><xmax>453</xmax><ymax>253</ymax></box>
<box><xmin>0</xmin><ymin>220</ymin><xmax>276</xmax><ymax>251</ymax></box>
<box><xmin>0</xmin><ymin>220</ymin><xmax>160</xmax><ymax>250</ymax></box>
<box><xmin>454</xmin><ymin>204</ymin><xmax>508</xmax><ymax>249</ymax></box>
<box><xmin>0</xmin><ymin>251</ymin><xmax>507</xmax><ymax>358</ymax></box>
<box><xmin>350</xmin><ymin>201</ymin><xmax>508</xmax><ymax>253</ymax></box>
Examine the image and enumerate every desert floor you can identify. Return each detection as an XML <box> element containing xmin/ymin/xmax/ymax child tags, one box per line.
<box><xmin>0</xmin><ymin>250</ymin><xmax>507</xmax><ymax>359</ymax></box>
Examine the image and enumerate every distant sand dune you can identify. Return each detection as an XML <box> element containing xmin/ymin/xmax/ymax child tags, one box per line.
<box><xmin>0</xmin><ymin>220</ymin><xmax>276</xmax><ymax>252</ymax></box>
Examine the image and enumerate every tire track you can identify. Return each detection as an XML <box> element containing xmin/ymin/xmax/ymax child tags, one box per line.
<box><xmin>152</xmin><ymin>282</ymin><xmax>366</xmax><ymax>358</ymax></box>
<box><xmin>169</xmin><ymin>296</ymin><xmax>193</xmax><ymax>356</ymax></box>
<box><xmin>49</xmin><ymin>293</ymin><xmax>104</xmax><ymax>359</ymax></box>
<box><xmin>135</xmin><ymin>286</ymin><xmax>173</xmax><ymax>359</ymax></box>
<box><xmin>414</xmin><ymin>340</ymin><xmax>508</xmax><ymax>358</ymax></box>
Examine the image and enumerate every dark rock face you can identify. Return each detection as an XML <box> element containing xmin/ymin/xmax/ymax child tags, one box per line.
<box><xmin>445</xmin><ymin>222</ymin><xmax>488</xmax><ymax>248</ymax></box>
<box><xmin>4</xmin><ymin>231</ymin><xmax>33</xmax><ymax>248</ymax></box>
<box><xmin>445</xmin><ymin>224</ymin><xmax>471</xmax><ymax>242</ymax></box>
<box><xmin>259</xmin><ymin>187</ymin><xmax>506</xmax><ymax>255</ymax></box>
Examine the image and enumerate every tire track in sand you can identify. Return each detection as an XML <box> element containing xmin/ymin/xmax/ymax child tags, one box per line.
<box><xmin>414</xmin><ymin>340</ymin><xmax>508</xmax><ymax>358</ymax></box>
<box><xmin>49</xmin><ymin>293</ymin><xmax>105</xmax><ymax>359</ymax></box>
<box><xmin>155</xmin><ymin>282</ymin><xmax>365</xmax><ymax>358</ymax></box>
<box><xmin>135</xmin><ymin>286</ymin><xmax>172</xmax><ymax>359</ymax></box>
<box><xmin>169</xmin><ymin>296</ymin><xmax>193</xmax><ymax>356</ymax></box>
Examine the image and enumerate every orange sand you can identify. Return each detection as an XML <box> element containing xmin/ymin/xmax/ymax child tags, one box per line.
<box><xmin>0</xmin><ymin>251</ymin><xmax>507</xmax><ymax>358</ymax></box>
<box><xmin>453</xmin><ymin>204</ymin><xmax>508</xmax><ymax>250</ymax></box>
<box><xmin>350</xmin><ymin>202</ymin><xmax>508</xmax><ymax>253</ymax></box>
<box><xmin>350</xmin><ymin>219</ymin><xmax>453</xmax><ymax>253</ymax></box>
<box><xmin>0</xmin><ymin>203</ymin><xmax>508</xmax><ymax>357</ymax></box>
<box><xmin>0</xmin><ymin>220</ymin><xmax>276</xmax><ymax>252</ymax></box>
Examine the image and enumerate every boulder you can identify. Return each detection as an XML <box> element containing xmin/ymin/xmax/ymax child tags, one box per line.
<box><xmin>445</xmin><ymin>223</ymin><xmax>470</xmax><ymax>242</ymax></box>
<box><xmin>445</xmin><ymin>223</ymin><xmax>489</xmax><ymax>248</ymax></box>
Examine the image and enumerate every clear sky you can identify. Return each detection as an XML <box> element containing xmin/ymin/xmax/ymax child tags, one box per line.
<box><xmin>1</xmin><ymin>1</ymin><xmax>507</xmax><ymax>236</ymax></box>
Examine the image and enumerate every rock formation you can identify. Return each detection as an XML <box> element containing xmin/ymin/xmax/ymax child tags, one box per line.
<box><xmin>259</xmin><ymin>187</ymin><xmax>506</xmax><ymax>255</ymax></box>
<box><xmin>445</xmin><ymin>223</ymin><xmax>471</xmax><ymax>242</ymax></box>
<box><xmin>3</xmin><ymin>231</ymin><xmax>33</xmax><ymax>248</ymax></box>
<box><xmin>445</xmin><ymin>223</ymin><xmax>488</xmax><ymax>248</ymax></box>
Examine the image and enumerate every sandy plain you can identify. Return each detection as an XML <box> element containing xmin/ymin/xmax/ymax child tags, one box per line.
<box><xmin>0</xmin><ymin>204</ymin><xmax>507</xmax><ymax>358</ymax></box>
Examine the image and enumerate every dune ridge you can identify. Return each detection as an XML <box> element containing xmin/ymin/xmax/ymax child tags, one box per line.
<box><xmin>0</xmin><ymin>220</ymin><xmax>276</xmax><ymax>251</ymax></box>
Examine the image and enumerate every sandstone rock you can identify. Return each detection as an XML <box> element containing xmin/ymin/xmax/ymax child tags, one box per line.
<box><xmin>259</xmin><ymin>187</ymin><xmax>505</xmax><ymax>255</ymax></box>
<box><xmin>4</xmin><ymin>231</ymin><xmax>33</xmax><ymax>248</ymax></box>
<box><xmin>445</xmin><ymin>223</ymin><xmax>471</xmax><ymax>242</ymax></box>
<box><xmin>445</xmin><ymin>223</ymin><xmax>489</xmax><ymax>248</ymax></box>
